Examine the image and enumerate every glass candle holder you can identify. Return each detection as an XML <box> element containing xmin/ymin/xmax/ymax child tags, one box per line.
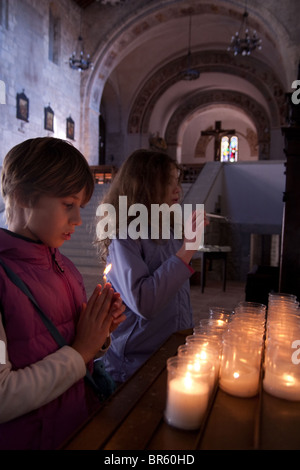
<box><xmin>268</xmin><ymin>292</ymin><xmax>297</xmax><ymax>302</ymax></box>
<box><xmin>178</xmin><ymin>343</ymin><xmax>219</xmax><ymax>388</ymax></box>
<box><xmin>197</xmin><ymin>318</ymin><xmax>228</xmax><ymax>337</ymax></box>
<box><xmin>266</xmin><ymin>317</ymin><xmax>300</xmax><ymax>340</ymax></box>
<box><xmin>188</xmin><ymin>333</ymin><xmax>223</xmax><ymax>356</ymax></box>
<box><xmin>237</xmin><ymin>301</ymin><xmax>267</xmax><ymax>312</ymax></box>
<box><xmin>228</xmin><ymin>318</ymin><xmax>265</xmax><ymax>343</ymax></box>
<box><xmin>234</xmin><ymin>308</ymin><xmax>266</xmax><ymax>323</ymax></box>
<box><xmin>263</xmin><ymin>339</ymin><xmax>300</xmax><ymax>401</ymax></box>
<box><xmin>209</xmin><ymin>306</ymin><xmax>233</xmax><ymax>323</ymax></box>
<box><xmin>219</xmin><ymin>335</ymin><xmax>262</xmax><ymax>398</ymax></box>
<box><xmin>164</xmin><ymin>356</ymin><xmax>211</xmax><ymax>430</ymax></box>
<box><xmin>267</xmin><ymin>304</ymin><xmax>299</xmax><ymax>323</ymax></box>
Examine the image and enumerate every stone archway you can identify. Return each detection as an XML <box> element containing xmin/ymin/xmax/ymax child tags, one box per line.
<box><xmin>165</xmin><ymin>90</ymin><xmax>271</xmax><ymax>160</ymax></box>
<box><xmin>127</xmin><ymin>50</ymin><xmax>286</xmax><ymax>136</ymax></box>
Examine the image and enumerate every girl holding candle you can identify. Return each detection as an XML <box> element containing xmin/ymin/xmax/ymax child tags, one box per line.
<box><xmin>0</xmin><ymin>137</ymin><xmax>126</xmax><ymax>450</ymax></box>
<box><xmin>96</xmin><ymin>148</ymin><xmax>207</xmax><ymax>383</ymax></box>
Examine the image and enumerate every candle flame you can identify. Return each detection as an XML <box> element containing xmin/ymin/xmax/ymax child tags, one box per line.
<box><xmin>188</xmin><ymin>361</ymin><xmax>201</xmax><ymax>373</ymax></box>
<box><xmin>283</xmin><ymin>373</ymin><xmax>295</xmax><ymax>386</ymax></box>
<box><xmin>199</xmin><ymin>350</ymin><xmax>207</xmax><ymax>360</ymax></box>
<box><xmin>233</xmin><ymin>372</ymin><xmax>240</xmax><ymax>379</ymax></box>
<box><xmin>103</xmin><ymin>263</ymin><xmax>112</xmax><ymax>282</ymax></box>
<box><xmin>184</xmin><ymin>371</ymin><xmax>193</xmax><ymax>389</ymax></box>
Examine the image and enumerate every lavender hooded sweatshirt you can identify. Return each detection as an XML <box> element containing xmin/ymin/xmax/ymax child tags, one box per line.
<box><xmin>100</xmin><ymin>234</ymin><xmax>194</xmax><ymax>382</ymax></box>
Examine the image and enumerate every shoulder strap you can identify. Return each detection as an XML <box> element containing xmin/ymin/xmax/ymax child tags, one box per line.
<box><xmin>0</xmin><ymin>258</ymin><xmax>101</xmax><ymax>397</ymax></box>
<box><xmin>0</xmin><ymin>258</ymin><xmax>66</xmax><ymax>347</ymax></box>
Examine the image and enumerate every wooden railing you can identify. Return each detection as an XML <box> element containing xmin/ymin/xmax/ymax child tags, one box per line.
<box><xmin>89</xmin><ymin>165</ymin><xmax>118</xmax><ymax>184</ymax></box>
<box><xmin>89</xmin><ymin>163</ymin><xmax>204</xmax><ymax>185</ymax></box>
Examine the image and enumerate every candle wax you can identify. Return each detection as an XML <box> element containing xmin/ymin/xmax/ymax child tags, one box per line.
<box><xmin>263</xmin><ymin>370</ymin><xmax>300</xmax><ymax>401</ymax></box>
<box><xmin>219</xmin><ymin>368</ymin><xmax>260</xmax><ymax>398</ymax></box>
<box><xmin>165</xmin><ymin>376</ymin><xmax>209</xmax><ymax>430</ymax></box>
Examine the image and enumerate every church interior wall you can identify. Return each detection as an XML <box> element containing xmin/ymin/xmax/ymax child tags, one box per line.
<box><xmin>180</xmin><ymin>116</ymin><xmax>258</xmax><ymax>163</ymax></box>
<box><xmin>0</xmin><ymin>0</ymin><xmax>299</xmax><ymax>285</ymax></box>
<box><xmin>184</xmin><ymin>160</ymin><xmax>285</xmax><ymax>281</ymax></box>
<box><xmin>81</xmin><ymin>1</ymin><xmax>295</xmax><ymax>167</ymax></box>
<box><xmin>1</xmin><ymin>0</ymin><xmax>297</xmax><ymax>167</ymax></box>
<box><xmin>0</xmin><ymin>0</ymin><xmax>83</xmax><ymax>165</ymax></box>
<box><xmin>222</xmin><ymin>162</ymin><xmax>285</xmax><ymax>226</ymax></box>
<box><xmin>222</xmin><ymin>162</ymin><xmax>285</xmax><ymax>281</ymax></box>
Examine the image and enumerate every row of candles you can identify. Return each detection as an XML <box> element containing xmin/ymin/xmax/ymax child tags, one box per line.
<box><xmin>164</xmin><ymin>295</ymin><xmax>300</xmax><ymax>431</ymax></box>
<box><xmin>263</xmin><ymin>293</ymin><xmax>300</xmax><ymax>400</ymax></box>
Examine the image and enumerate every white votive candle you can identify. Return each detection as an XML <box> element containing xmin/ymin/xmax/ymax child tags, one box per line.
<box><xmin>263</xmin><ymin>370</ymin><xmax>300</xmax><ymax>401</ymax></box>
<box><xmin>219</xmin><ymin>367</ymin><xmax>260</xmax><ymax>398</ymax></box>
<box><xmin>165</xmin><ymin>372</ymin><xmax>210</xmax><ymax>430</ymax></box>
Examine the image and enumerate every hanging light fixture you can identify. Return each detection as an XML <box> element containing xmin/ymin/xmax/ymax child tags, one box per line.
<box><xmin>69</xmin><ymin>34</ymin><xmax>93</xmax><ymax>72</ymax></box>
<box><xmin>227</xmin><ymin>1</ymin><xmax>262</xmax><ymax>56</ymax></box>
<box><xmin>180</xmin><ymin>14</ymin><xmax>200</xmax><ymax>81</ymax></box>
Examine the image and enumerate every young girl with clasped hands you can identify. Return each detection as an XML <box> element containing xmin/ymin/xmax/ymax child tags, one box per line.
<box><xmin>96</xmin><ymin>149</ymin><xmax>206</xmax><ymax>384</ymax></box>
<box><xmin>0</xmin><ymin>137</ymin><xmax>126</xmax><ymax>450</ymax></box>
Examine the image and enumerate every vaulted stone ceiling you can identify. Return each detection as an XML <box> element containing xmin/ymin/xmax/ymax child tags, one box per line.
<box><xmin>70</xmin><ymin>0</ymin><xmax>299</xmax><ymax>165</ymax></box>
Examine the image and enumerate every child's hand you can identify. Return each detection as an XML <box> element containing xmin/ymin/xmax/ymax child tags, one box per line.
<box><xmin>109</xmin><ymin>292</ymin><xmax>126</xmax><ymax>333</ymax></box>
<box><xmin>183</xmin><ymin>208</ymin><xmax>207</xmax><ymax>249</ymax></box>
<box><xmin>176</xmin><ymin>209</ymin><xmax>208</xmax><ymax>264</ymax></box>
<box><xmin>72</xmin><ymin>284</ymin><xmax>116</xmax><ymax>364</ymax></box>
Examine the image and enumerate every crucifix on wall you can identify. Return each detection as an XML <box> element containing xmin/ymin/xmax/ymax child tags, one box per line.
<box><xmin>201</xmin><ymin>121</ymin><xmax>235</xmax><ymax>161</ymax></box>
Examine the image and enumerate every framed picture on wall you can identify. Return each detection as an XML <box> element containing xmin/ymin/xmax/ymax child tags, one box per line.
<box><xmin>16</xmin><ymin>90</ymin><xmax>29</xmax><ymax>122</ymax></box>
<box><xmin>44</xmin><ymin>105</ymin><xmax>54</xmax><ymax>132</ymax></box>
<box><xmin>66</xmin><ymin>116</ymin><xmax>75</xmax><ymax>140</ymax></box>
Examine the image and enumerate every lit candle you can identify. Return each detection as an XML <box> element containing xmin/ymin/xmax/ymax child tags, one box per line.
<box><xmin>263</xmin><ymin>369</ymin><xmax>300</xmax><ymax>401</ymax></box>
<box><xmin>189</xmin><ymin>350</ymin><xmax>218</xmax><ymax>387</ymax></box>
<box><xmin>165</xmin><ymin>372</ymin><xmax>210</xmax><ymax>430</ymax></box>
<box><xmin>103</xmin><ymin>263</ymin><xmax>112</xmax><ymax>283</ymax></box>
<box><xmin>187</xmin><ymin>356</ymin><xmax>215</xmax><ymax>391</ymax></box>
<box><xmin>219</xmin><ymin>367</ymin><xmax>260</xmax><ymax>398</ymax></box>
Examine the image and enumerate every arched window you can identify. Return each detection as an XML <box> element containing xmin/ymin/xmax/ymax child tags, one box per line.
<box><xmin>221</xmin><ymin>135</ymin><xmax>238</xmax><ymax>162</ymax></box>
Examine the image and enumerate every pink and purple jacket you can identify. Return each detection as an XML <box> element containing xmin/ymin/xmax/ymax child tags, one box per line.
<box><xmin>0</xmin><ymin>228</ymin><xmax>95</xmax><ymax>450</ymax></box>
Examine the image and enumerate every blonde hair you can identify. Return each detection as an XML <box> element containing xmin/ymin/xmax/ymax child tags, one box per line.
<box><xmin>1</xmin><ymin>137</ymin><xmax>94</xmax><ymax>224</ymax></box>
<box><xmin>96</xmin><ymin>148</ymin><xmax>182</xmax><ymax>261</ymax></box>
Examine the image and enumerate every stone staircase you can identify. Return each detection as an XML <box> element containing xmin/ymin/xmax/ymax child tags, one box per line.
<box><xmin>59</xmin><ymin>184</ymin><xmax>108</xmax><ymax>275</ymax></box>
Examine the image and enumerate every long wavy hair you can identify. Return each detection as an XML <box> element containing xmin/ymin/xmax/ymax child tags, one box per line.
<box><xmin>96</xmin><ymin>149</ymin><xmax>183</xmax><ymax>262</ymax></box>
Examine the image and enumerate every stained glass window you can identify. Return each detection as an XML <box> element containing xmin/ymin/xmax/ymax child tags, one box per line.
<box><xmin>221</xmin><ymin>135</ymin><xmax>238</xmax><ymax>162</ymax></box>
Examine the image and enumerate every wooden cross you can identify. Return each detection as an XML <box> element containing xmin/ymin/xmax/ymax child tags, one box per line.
<box><xmin>201</xmin><ymin>121</ymin><xmax>236</xmax><ymax>161</ymax></box>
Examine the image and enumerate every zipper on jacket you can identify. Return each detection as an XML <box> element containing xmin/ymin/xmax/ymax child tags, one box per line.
<box><xmin>50</xmin><ymin>250</ymin><xmax>78</xmax><ymax>313</ymax></box>
<box><xmin>52</xmin><ymin>253</ymin><xmax>64</xmax><ymax>273</ymax></box>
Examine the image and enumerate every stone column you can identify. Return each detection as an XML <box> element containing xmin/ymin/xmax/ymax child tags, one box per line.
<box><xmin>279</xmin><ymin>90</ymin><xmax>300</xmax><ymax>298</ymax></box>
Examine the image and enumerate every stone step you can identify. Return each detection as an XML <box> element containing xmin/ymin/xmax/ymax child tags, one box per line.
<box><xmin>59</xmin><ymin>184</ymin><xmax>108</xmax><ymax>272</ymax></box>
<box><xmin>62</xmin><ymin>245</ymin><xmax>98</xmax><ymax>255</ymax></box>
